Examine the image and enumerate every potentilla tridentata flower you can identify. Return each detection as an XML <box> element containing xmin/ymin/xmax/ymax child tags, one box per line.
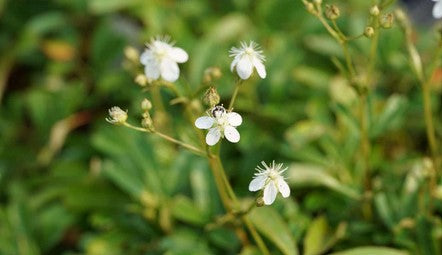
<box><xmin>432</xmin><ymin>0</ymin><xmax>442</xmax><ymax>18</ymax></box>
<box><xmin>229</xmin><ymin>41</ymin><xmax>266</xmax><ymax>80</ymax></box>
<box><xmin>195</xmin><ymin>105</ymin><xmax>242</xmax><ymax>146</ymax></box>
<box><xmin>106</xmin><ymin>106</ymin><xmax>128</xmax><ymax>125</ymax></box>
<box><xmin>140</xmin><ymin>36</ymin><xmax>188</xmax><ymax>82</ymax></box>
<box><xmin>249</xmin><ymin>161</ymin><xmax>290</xmax><ymax>205</ymax></box>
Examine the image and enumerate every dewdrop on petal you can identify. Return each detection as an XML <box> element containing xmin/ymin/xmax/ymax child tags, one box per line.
<box><xmin>106</xmin><ymin>107</ymin><xmax>128</xmax><ymax>125</ymax></box>
<box><xmin>195</xmin><ymin>105</ymin><xmax>242</xmax><ymax>146</ymax></box>
<box><xmin>140</xmin><ymin>36</ymin><xmax>188</xmax><ymax>82</ymax></box>
<box><xmin>249</xmin><ymin>161</ymin><xmax>290</xmax><ymax>205</ymax></box>
<box><xmin>229</xmin><ymin>41</ymin><xmax>266</xmax><ymax>80</ymax></box>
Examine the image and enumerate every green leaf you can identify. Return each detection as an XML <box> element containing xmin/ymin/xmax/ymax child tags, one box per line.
<box><xmin>303</xmin><ymin>215</ymin><xmax>329</xmax><ymax>255</ymax></box>
<box><xmin>171</xmin><ymin>195</ymin><xmax>208</xmax><ymax>226</ymax></box>
<box><xmin>288</xmin><ymin>164</ymin><xmax>361</xmax><ymax>200</ymax></box>
<box><xmin>371</xmin><ymin>95</ymin><xmax>407</xmax><ymax>137</ymax></box>
<box><xmin>330</xmin><ymin>246</ymin><xmax>409</xmax><ymax>255</ymax></box>
<box><xmin>249</xmin><ymin>207</ymin><xmax>299</xmax><ymax>255</ymax></box>
<box><xmin>88</xmin><ymin>0</ymin><xmax>138</xmax><ymax>14</ymax></box>
<box><xmin>374</xmin><ymin>193</ymin><xmax>395</xmax><ymax>229</ymax></box>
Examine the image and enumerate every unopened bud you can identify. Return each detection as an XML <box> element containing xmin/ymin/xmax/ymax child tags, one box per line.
<box><xmin>203</xmin><ymin>87</ymin><xmax>220</xmax><ymax>107</ymax></box>
<box><xmin>256</xmin><ymin>196</ymin><xmax>265</xmax><ymax>207</ymax></box>
<box><xmin>370</xmin><ymin>5</ymin><xmax>380</xmax><ymax>16</ymax></box>
<box><xmin>135</xmin><ymin>74</ymin><xmax>148</xmax><ymax>86</ymax></box>
<box><xmin>106</xmin><ymin>107</ymin><xmax>128</xmax><ymax>125</ymax></box>
<box><xmin>203</xmin><ymin>67</ymin><xmax>222</xmax><ymax>83</ymax></box>
<box><xmin>305</xmin><ymin>2</ymin><xmax>316</xmax><ymax>15</ymax></box>
<box><xmin>141</xmin><ymin>117</ymin><xmax>154</xmax><ymax>131</ymax></box>
<box><xmin>364</xmin><ymin>26</ymin><xmax>375</xmax><ymax>38</ymax></box>
<box><xmin>124</xmin><ymin>46</ymin><xmax>139</xmax><ymax>62</ymax></box>
<box><xmin>141</xmin><ymin>98</ymin><xmax>152</xmax><ymax>111</ymax></box>
<box><xmin>381</xmin><ymin>13</ymin><xmax>394</xmax><ymax>29</ymax></box>
<box><xmin>325</xmin><ymin>5</ymin><xmax>340</xmax><ymax>20</ymax></box>
<box><xmin>313</xmin><ymin>0</ymin><xmax>322</xmax><ymax>5</ymax></box>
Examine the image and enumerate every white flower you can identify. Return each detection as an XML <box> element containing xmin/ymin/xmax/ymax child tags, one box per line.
<box><xmin>195</xmin><ymin>105</ymin><xmax>242</xmax><ymax>146</ymax></box>
<box><xmin>249</xmin><ymin>161</ymin><xmax>290</xmax><ymax>205</ymax></box>
<box><xmin>229</xmin><ymin>41</ymin><xmax>266</xmax><ymax>80</ymax></box>
<box><xmin>433</xmin><ymin>0</ymin><xmax>442</xmax><ymax>18</ymax></box>
<box><xmin>140</xmin><ymin>36</ymin><xmax>188</xmax><ymax>82</ymax></box>
<box><xmin>106</xmin><ymin>106</ymin><xmax>128</xmax><ymax>125</ymax></box>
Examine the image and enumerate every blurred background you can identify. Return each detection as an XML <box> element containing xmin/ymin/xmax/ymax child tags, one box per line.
<box><xmin>1</xmin><ymin>0</ymin><xmax>442</xmax><ymax>254</ymax></box>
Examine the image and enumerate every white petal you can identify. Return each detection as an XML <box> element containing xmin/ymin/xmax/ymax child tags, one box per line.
<box><xmin>277</xmin><ymin>177</ymin><xmax>290</xmax><ymax>198</ymax></box>
<box><xmin>206</xmin><ymin>127</ymin><xmax>221</xmax><ymax>146</ymax></box>
<box><xmin>170</xmin><ymin>47</ymin><xmax>188</xmax><ymax>63</ymax></box>
<box><xmin>230</xmin><ymin>57</ymin><xmax>239</xmax><ymax>72</ymax></box>
<box><xmin>434</xmin><ymin>1</ymin><xmax>442</xmax><ymax>18</ymax></box>
<box><xmin>227</xmin><ymin>112</ymin><xmax>242</xmax><ymax>127</ymax></box>
<box><xmin>224</xmin><ymin>126</ymin><xmax>240</xmax><ymax>143</ymax></box>
<box><xmin>249</xmin><ymin>175</ymin><xmax>266</xmax><ymax>191</ymax></box>
<box><xmin>160</xmin><ymin>58</ymin><xmax>180</xmax><ymax>82</ymax></box>
<box><xmin>140</xmin><ymin>50</ymin><xmax>153</xmax><ymax>65</ymax></box>
<box><xmin>236</xmin><ymin>57</ymin><xmax>253</xmax><ymax>80</ymax></box>
<box><xmin>263</xmin><ymin>182</ymin><xmax>277</xmax><ymax>205</ymax></box>
<box><xmin>144</xmin><ymin>62</ymin><xmax>160</xmax><ymax>80</ymax></box>
<box><xmin>252</xmin><ymin>57</ymin><xmax>266</xmax><ymax>79</ymax></box>
<box><xmin>195</xmin><ymin>116</ymin><xmax>214</xmax><ymax>129</ymax></box>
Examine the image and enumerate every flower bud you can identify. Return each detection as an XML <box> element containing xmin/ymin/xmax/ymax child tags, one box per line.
<box><xmin>141</xmin><ymin>98</ymin><xmax>152</xmax><ymax>111</ymax></box>
<box><xmin>313</xmin><ymin>0</ymin><xmax>322</xmax><ymax>5</ymax></box>
<box><xmin>364</xmin><ymin>26</ymin><xmax>375</xmax><ymax>38</ymax></box>
<box><xmin>135</xmin><ymin>74</ymin><xmax>148</xmax><ymax>87</ymax></box>
<box><xmin>106</xmin><ymin>107</ymin><xmax>128</xmax><ymax>125</ymax></box>
<box><xmin>203</xmin><ymin>67</ymin><xmax>222</xmax><ymax>83</ymax></box>
<box><xmin>141</xmin><ymin>117</ymin><xmax>154</xmax><ymax>131</ymax></box>
<box><xmin>380</xmin><ymin>13</ymin><xmax>394</xmax><ymax>29</ymax></box>
<box><xmin>325</xmin><ymin>5</ymin><xmax>340</xmax><ymax>20</ymax></box>
<box><xmin>305</xmin><ymin>2</ymin><xmax>316</xmax><ymax>15</ymax></box>
<box><xmin>255</xmin><ymin>196</ymin><xmax>265</xmax><ymax>207</ymax></box>
<box><xmin>203</xmin><ymin>87</ymin><xmax>220</xmax><ymax>107</ymax></box>
<box><xmin>124</xmin><ymin>46</ymin><xmax>139</xmax><ymax>63</ymax></box>
<box><xmin>370</xmin><ymin>5</ymin><xmax>380</xmax><ymax>16</ymax></box>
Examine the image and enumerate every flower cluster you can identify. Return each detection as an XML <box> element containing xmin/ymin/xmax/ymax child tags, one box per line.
<box><xmin>109</xmin><ymin>37</ymin><xmax>290</xmax><ymax>206</ymax></box>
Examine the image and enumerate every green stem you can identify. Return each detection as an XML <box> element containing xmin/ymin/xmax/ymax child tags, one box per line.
<box><xmin>228</xmin><ymin>79</ymin><xmax>243</xmax><ymax>111</ymax></box>
<box><xmin>123</xmin><ymin>123</ymin><xmax>207</xmax><ymax>156</ymax></box>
